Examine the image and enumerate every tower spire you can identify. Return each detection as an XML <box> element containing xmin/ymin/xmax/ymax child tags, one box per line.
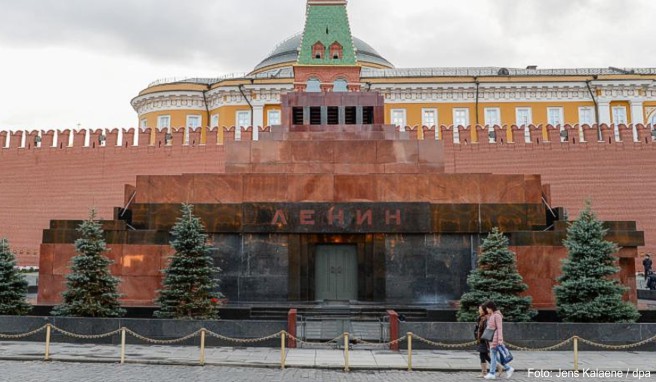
<box><xmin>298</xmin><ymin>0</ymin><xmax>356</xmax><ymax>65</ymax></box>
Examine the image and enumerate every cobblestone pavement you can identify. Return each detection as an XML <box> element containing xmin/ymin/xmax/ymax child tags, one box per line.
<box><xmin>1</xmin><ymin>361</ymin><xmax>653</xmax><ymax>382</ymax></box>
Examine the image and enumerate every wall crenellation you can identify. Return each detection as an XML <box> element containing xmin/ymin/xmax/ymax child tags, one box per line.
<box><xmin>1</xmin><ymin>124</ymin><xmax>654</xmax><ymax>154</ymax></box>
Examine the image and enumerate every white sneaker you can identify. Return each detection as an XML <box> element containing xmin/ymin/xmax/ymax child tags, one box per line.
<box><xmin>505</xmin><ymin>367</ymin><xmax>514</xmax><ymax>378</ymax></box>
<box><xmin>484</xmin><ymin>374</ymin><xmax>496</xmax><ymax>380</ymax></box>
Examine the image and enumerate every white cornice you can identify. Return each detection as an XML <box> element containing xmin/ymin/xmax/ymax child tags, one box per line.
<box><xmin>375</xmin><ymin>82</ymin><xmax>656</xmax><ymax>104</ymax></box>
<box><xmin>132</xmin><ymin>91</ymin><xmax>206</xmax><ymax>115</ymax></box>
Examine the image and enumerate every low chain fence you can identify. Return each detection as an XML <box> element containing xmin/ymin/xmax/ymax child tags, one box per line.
<box><xmin>0</xmin><ymin>324</ymin><xmax>655</xmax><ymax>372</ymax></box>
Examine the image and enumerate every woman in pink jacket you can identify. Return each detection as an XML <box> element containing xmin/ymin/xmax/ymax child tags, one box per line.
<box><xmin>484</xmin><ymin>301</ymin><xmax>514</xmax><ymax>380</ymax></box>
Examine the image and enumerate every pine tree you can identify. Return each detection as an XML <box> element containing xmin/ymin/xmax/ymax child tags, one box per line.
<box><xmin>554</xmin><ymin>201</ymin><xmax>640</xmax><ymax>323</ymax></box>
<box><xmin>52</xmin><ymin>210</ymin><xmax>125</xmax><ymax>317</ymax></box>
<box><xmin>457</xmin><ymin>228</ymin><xmax>535</xmax><ymax>322</ymax></box>
<box><xmin>154</xmin><ymin>204</ymin><xmax>223</xmax><ymax>319</ymax></box>
<box><xmin>0</xmin><ymin>238</ymin><xmax>31</xmax><ymax>315</ymax></box>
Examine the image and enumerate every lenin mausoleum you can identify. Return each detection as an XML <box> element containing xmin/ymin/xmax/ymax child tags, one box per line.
<box><xmin>1</xmin><ymin>0</ymin><xmax>655</xmax><ymax>309</ymax></box>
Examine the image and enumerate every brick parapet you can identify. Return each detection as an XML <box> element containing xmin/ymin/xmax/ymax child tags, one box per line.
<box><xmin>0</xmin><ymin>144</ymin><xmax>226</xmax><ymax>265</ymax></box>
<box><xmin>2</xmin><ymin>123</ymin><xmax>655</xmax><ymax>265</ymax></box>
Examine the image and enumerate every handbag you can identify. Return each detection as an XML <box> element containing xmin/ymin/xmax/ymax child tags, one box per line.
<box><xmin>497</xmin><ymin>344</ymin><xmax>514</xmax><ymax>363</ymax></box>
<box><xmin>481</xmin><ymin>328</ymin><xmax>495</xmax><ymax>341</ymax></box>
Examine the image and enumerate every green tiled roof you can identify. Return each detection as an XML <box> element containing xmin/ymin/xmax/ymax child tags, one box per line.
<box><xmin>297</xmin><ymin>3</ymin><xmax>357</xmax><ymax>65</ymax></box>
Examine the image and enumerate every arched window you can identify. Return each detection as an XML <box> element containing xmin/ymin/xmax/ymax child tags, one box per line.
<box><xmin>329</xmin><ymin>42</ymin><xmax>343</xmax><ymax>60</ymax></box>
<box><xmin>306</xmin><ymin>78</ymin><xmax>321</xmax><ymax>92</ymax></box>
<box><xmin>312</xmin><ymin>42</ymin><xmax>325</xmax><ymax>60</ymax></box>
<box><xmin>333</xmin><ymin>79</ymin><xmax>348</xmax><ymax>92</ymax></box>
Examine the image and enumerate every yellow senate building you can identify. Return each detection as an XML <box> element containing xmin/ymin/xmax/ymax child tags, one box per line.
<box><xmin>131</xmin><ymin>0</ymin><xmax>656</xmax><ymax>145</ymax></box>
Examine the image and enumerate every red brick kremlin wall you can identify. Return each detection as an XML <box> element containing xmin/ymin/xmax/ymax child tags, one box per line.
<box><xmin>1</xmin><ymin>123</ymin><xmax>655</xmax><ymax>269</ymax></box>
<box><xmin>439</xmin><ymin>124</ymin><xmax>656</xmax><ymax>272</ymax></box>
<box><xmin>0</xmin><ymin>127</ymin><xmax>226</xmax><ymax>266</ymax></box>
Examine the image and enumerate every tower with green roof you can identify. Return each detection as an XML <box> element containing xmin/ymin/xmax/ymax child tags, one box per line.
<box><xmin>297</xmin><ymin>0</ymin><xmax>357</xmax><ymax>66</ymax></box>
<box><xmin>294</xmin><ymin>0</ymin><xmax>362</xmax><ymax>92</ymax></box>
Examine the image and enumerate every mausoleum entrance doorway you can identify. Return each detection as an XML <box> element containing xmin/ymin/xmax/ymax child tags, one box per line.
<box><xmin>315</xmin><ymin>244</ymin><xmax>358</xmax><ymax>301</ymax></box>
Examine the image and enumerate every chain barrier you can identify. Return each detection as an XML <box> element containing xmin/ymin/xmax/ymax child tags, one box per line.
<box><xmin>506</xmin><ymin>337</ymin><xmax>574</xmax><ymax>352</ymax></box>
<box><xmin>412</xmin><ymin>334</ymin><xmax>477</xmax><ymax>349</ymax></box>
<box><xmin>0</xmin><ymin>325</ymin><xmax>47</xmax><ymax>339</ymax></box>
<box><xmin>205</xmin><ymin>329</ymin><xmax>283</xmax><ymax>344</ymax></box>
<box><xmin>123</xmin><ymin>328</ymin><xmax>202</xmax><ymax>345</ymax></box>
<box><xmin>352</xmin><ymin>335</ymin><xmax>407</xmax><ymax>349</ymax></box>
<box><xmin>52</xmin><ymin>326</ymin><xmax>122</xmax><ymax>340</ymax></box>
<box><xmin>576</xmin><ymin>334</ymin><xmax>656</xmax><ymax>350</ymax></box>
<box><xmin>1</xmin><ymin>325</ymin><xmax>654</xmax><ymax>353</ymax></box>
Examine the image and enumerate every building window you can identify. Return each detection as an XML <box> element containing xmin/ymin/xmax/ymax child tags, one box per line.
<box><xmin>309</xmin><ymin>107</ymin><xmax>321</xmax><ymax>125</ymax></box>
<box><xmin>292</xmin><ymin>107</ymin><xmax>304</xmax><ymax>125</ymax></box>
<box><xmin>547</xmin><ymin>107</ymin><xmax>564</xmax><ymax>126</ymax></box>
<box><xmin>484</xmin><ymin>108</ymin><xmax>500</xmax><ymax>126</ymax></box>
<box><xmin>515</xmin><ymin>108</ymin><xmax>532</xmax><ymax>126</ymax></box>
<box><xmin>306</xmin><ymin>78</ymin><xmax>321</xmax><ymax>93</ymax></box>
<box><xmin>422</xmin><ymin>108</ymin><xmax>437</xmax><ymax>127</ymax></box>
<box><xmin>157</xmin><ymin>115</ymin><xmax>171</xmax><ymax>132</ymax></box>
<box><xmin>650</xmin><ymin>113</ymin><xmax>656</xmax><ymax>127</ymax></box>
<box><xmin>329</xmin><ymin>41</ymin><xmax>343</xmax><ymax>59</ymax></box>
<box><xmin>453</xmin><ymin>108</ymin><xmax>469</xmax><ymax>126</ymax></box>
<box><xmin>187</xmin><ymin>115</ymin><xmax>201</xmax><ymax>128</ymax></box>
<box><xmin>612</xmin><ymin>106</ymin><xmax>627</xmax><ymax>125</ymax></box>
<box><xmin>333</xmin><ymin>79</ymin><xmax>348</xmax><ymax>92</ymax></box>
<box><xmin>140</xmin><ymin>119</ymin><xmax>148</xmax><ymax>130</ymax></box>
<box><xmin>363</xmin><ymin>107</ymin><xmax>374</xmax><ymax>124</ymax></box>
<box><xmin>345</xmin><ymin>107</ymin><xmax>356</xmax><ymax>125</ymax></box>
<box><xmin>391</xmin><ymin>109</ymin><xmax>406</xmax><ymax>131</ymax></box>
<box><xmin>211</xmin><ymin>114</ymin><xmax>219</xmax><ymax>128</ymax></box>
<box><xmin>452</xmin><ymin>109</ymin><xmax>469</xmax><ymax>144</ymax></box>
<box><xmin>516</xmin><ymin>108</ymin><xmax>532</xmax><ymax>143</ymax></box>
<box><xmin>327</xmin><ymin>107</ymin><xmax>339</xmax><ymax>125</ymax></box>
<box><xmin>236</xmin><ymin>111</ymin><xmax>251</xmax><ymax>141</ymax></box>
<box><xmin>579</xmin><ymin>107</ymin><xmax>594</xmax><ymax>125</ymax></box>
<box><xmin>186</xmin><ymin>115</ymin><xmax>201</xmax><ymax>145</ymax></box>
<box><xmin>312</xmin><ymin>41</ymin><xmax>325</xmax><ymax>59</ymax></box>
<box><xmin>267</xmin><ymin>110</ymin><xmax>281</xmax><ymax>126</ymax></box>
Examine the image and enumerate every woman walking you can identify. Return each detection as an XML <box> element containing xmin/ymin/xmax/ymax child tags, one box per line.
<box><xmin>483</xmin><ymin>301</ymin><xmax>514</xmax><ymax>380</ymax></box>
<box><xmin>475</xmin><ymin>304</ymin><xmax>492</xmax><ymax>377</ymax></box>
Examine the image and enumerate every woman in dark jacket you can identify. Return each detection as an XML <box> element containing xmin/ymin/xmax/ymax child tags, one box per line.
<box><xmin>475</xmin><ymin>304</ymin><xmax>491</xmax><ymax>377</ymax></box>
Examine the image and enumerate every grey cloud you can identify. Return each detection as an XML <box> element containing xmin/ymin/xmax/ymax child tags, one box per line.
<box><xmin>0</xmin><ymin>0</ymin><xmax>654</xmax><ymax>73</ymax></box>
<box><xmin>0</xmin><ymin>0</ymin><xmax>302</xmax><ymax>72</ymax></box>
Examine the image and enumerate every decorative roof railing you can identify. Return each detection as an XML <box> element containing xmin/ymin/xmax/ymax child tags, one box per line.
<box><xmin>146</xmin><ymin>68</ymin><xmax>295</xmax><ymax>88</ymax></box>
<box><xmin>361</xmin><ymin>67</ymin><xmax>656</xmax><ymax>78</ymax></box>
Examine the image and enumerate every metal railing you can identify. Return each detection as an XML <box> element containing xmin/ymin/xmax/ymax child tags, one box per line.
<box><xmin>361</xmin><ymin>66</ymin><xmax>656</xmax><ymax>78</ymax></box>
<box><xmin>296</xmin><ymin>315</ymin><xmax>389</xmax><ymax>348</ymax></box>
<box><xmin>1</xmin><ymin>324</ymin><xmax>655</xmax><ymax>372</ymax></box>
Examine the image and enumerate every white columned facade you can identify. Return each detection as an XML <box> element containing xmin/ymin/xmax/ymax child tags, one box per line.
<box><xmin>598</xmin><ymin>102</ymin><xmax>612</xmax><ymax>125</ymax></box>
<box><xmin>630</xmin><ymin>100</ymin><xmax>645</xmax><ymax>124</ymax></box>
<box><xmin>252</xmin><ymin>105</ymin><xmax>264</xmax><ymax>141</ymax></box>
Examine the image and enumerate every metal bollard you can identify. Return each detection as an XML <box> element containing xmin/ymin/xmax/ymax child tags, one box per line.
<box><xmin>407</xmin><ymin>332</ymin><xmax>413</xmax><ymax>371</ymax></box>
<box><xmin>344</xmin><ymin>332</ymin><xmax>350</xmax><ymax>372</ymax></box>
<box><xmin>200</xmin><ymin>329</ymin><xmax>206</xmax><ymax>366</ymax></box>
<box><xmin>44</xmin><ymin>324</ymin><xmax>51</xmax><ymax>361</ymax></box>
<box><xmin>120</xmin><ymin>328</ymin><xmax>126</xmax><ymax>364</ymax></box>
<box><xmin>573</xmin><ymin>336</ymin><xmax>579</xmax><ymax>372</ymax></box>
<box><xmin>281</xmin><ymin>331</ymin><xmax>286</xmax><ymax>369</ymax></box>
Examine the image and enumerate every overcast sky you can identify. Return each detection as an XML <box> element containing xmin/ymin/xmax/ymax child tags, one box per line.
<box><xmin>0</xmin><ymin>0</ymin><xmax>654</xmax><ymax>131</ymax></box>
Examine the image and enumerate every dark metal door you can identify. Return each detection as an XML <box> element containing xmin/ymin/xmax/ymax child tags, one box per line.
<box><xmin>315</xmin><ymin>244</ymin><xmax>357</xmax><ymax>301</ymax></box>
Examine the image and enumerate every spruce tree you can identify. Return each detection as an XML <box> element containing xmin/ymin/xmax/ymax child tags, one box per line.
<box><xmin>154</xmin><ymin>204</ymin><xmax>222</xmax><ymax>319</ymax></box>
<box><xmin>458</xmin><ymin>228</ymin><xmax>535</xmax><ymax>322</ymax></box>
<box><xmin>554</xmin><ymin>201</ymin><xmax>640</xmax><ymax>322</ymax></box>
<box><xmin>0</xmin><ymin>238</ymin><xmax>31</xmax><ymax>315</ymax></box>
<box><xmin>52</xmin><ymin>210</ymin><xmax>125</xmax><ymax>317</ymax></box>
